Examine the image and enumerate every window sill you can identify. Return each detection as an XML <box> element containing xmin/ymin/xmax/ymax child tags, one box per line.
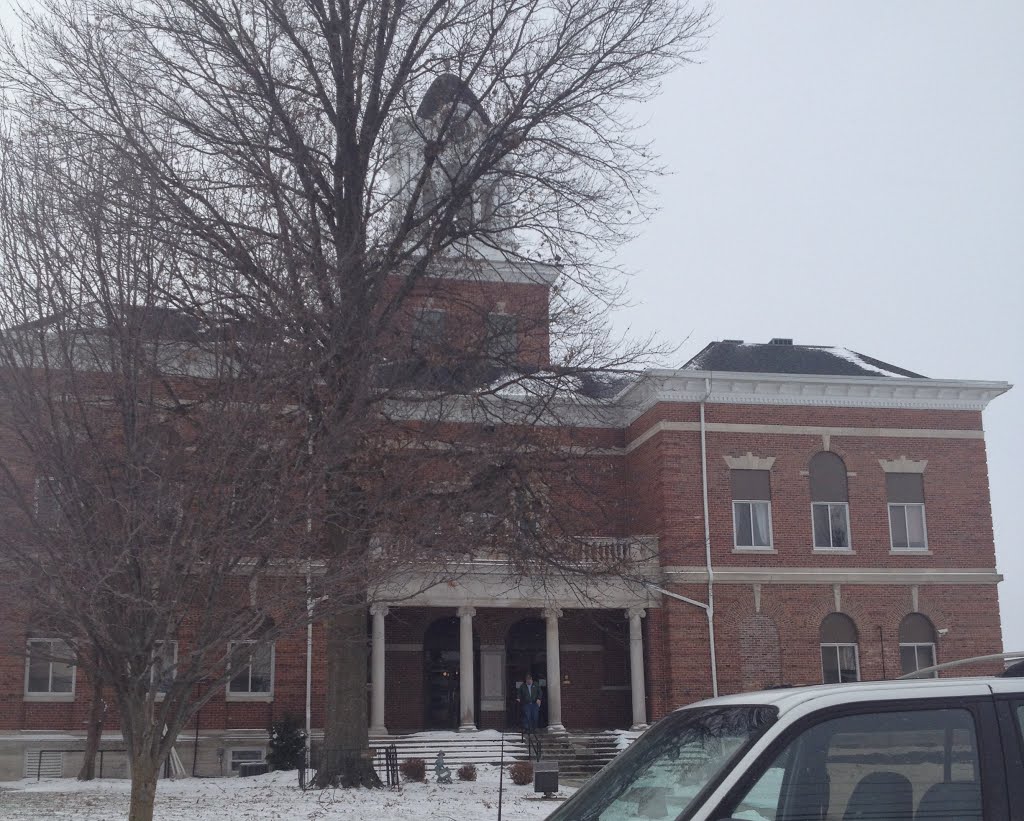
<box><xmin>733</xmin><ymin>547</ymin><xmax>778</xmax><ymax>555</ymax></box>
<box><xmin>226</xmin><ymin>694</ymin><xmax>274</xmax><ymax>703</ymax></box>
<box><xmin>890</xmin><ymin>549</ymin><xmax>932</xmax><ymax>556</ymax></box>
<box><xmin>811</xmin><ymin>548</ymin><xmax>856</xmax><ymax>555</ymax></box>
<box><xmin>23</xmin><ymin>693</ymin><xmax>75</xmax><ymax>703</ymax></box>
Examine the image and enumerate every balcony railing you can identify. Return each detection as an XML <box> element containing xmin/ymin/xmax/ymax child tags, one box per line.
<box><xmin>370</xmin><ymin>533</ymin><xmax>658</xmax><ymax>569</ymax></box>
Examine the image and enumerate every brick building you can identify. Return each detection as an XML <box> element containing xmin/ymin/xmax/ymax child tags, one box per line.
<box><xmin>0</xmin><ymin>334</ymin><xmax>1009</xmax><ymax>778</ymax></box>
<box><xmin>0</xmin><ymin>74</ymin><xmax>1011</xmax><ymax>779</ymax></box>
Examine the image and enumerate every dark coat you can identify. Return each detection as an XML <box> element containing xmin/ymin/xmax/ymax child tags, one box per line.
<box><xmin>517</xmin><ymin>681</ymin><xmax>542</xmax><ymax>704</ymax></box>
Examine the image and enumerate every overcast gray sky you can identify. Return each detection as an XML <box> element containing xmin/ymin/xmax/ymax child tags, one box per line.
<box><xmin>1</xmin><ymin>1</ymin><xmax>1021</xmax><ymax>650</ymax></box>
<box><xmin>613</xmin><ymin>1</ymin><xmax>1024</xmax><ymax>650</ymax></box>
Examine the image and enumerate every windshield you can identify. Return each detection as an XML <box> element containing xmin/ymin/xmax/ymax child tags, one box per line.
<box><xmin>547</xmin><ymin>705</ymin><xmax>778</xmax><ymax>821</ymax></box>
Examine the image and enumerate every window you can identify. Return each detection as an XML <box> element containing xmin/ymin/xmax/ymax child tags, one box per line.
<box><xmin>33</xmin><ymin>477</ymin><xmax>63</xmax><ymax>529</ymax></box>
<box><xmin>411</xmin><ymin>307</ymin><xmax>445</xmax><ymax>353</ymax></box>
<box><xmin>229</xmin><ymin>748</ymin><xmax>265</xmax><ymax>773</ymax></box>
<box><xmin>809</xmin><ymin>452</ymin><xmax>850</xmax><ymax>550</ymax></box>
<box><xmin>820</xmin><ymin>613</ymin><xmax>859</xmax><ymax>683</ymax></box>
<box><xmin>732</xmin><ymin>469</ymin><xmax>772</xmax><ymax>549</ymax></box>
<box><xmin>25</xmin><ymin>639</ymin><xmax>75</xmax><ymax>697</ymax></box>
<box><xmin>899</xmin><ymin>613</ymin><xmax>938</xmax><ymax>678</ymax></box>
<box><xmin>546</xmin><ymin>706</ymin><xmax>777</xmax><ymax>821</ymax></box>
<box><xmin>719</xmin><ymin>708</ymin><xmax>982</xmax><ymax>821</ymax></box>
<box><xmin>887</xmin><ymin>473</ymin><xmax>928</xmax><ymax>551</ymax></box>
<box><xmin>485</xmin><ymin>313</ymin><xmax>518</xmax><ymax>362</ymax></box>
<box><xmin>152</xmin><ymin>641</ymin><xmax>178</xmax><ymax>694</ymax></box>
<box><xmin>227</xmin><ymin>642</ymin><xmax>273</xmax><ymax>698</ymax></box>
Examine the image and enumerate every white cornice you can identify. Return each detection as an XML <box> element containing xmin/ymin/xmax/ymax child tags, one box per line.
<box><xmin>382</xmin><ymin>369</ymin><xmax>1010</xmax><ymax>431</ymax></box>
<box><xmin>425</xmin><ymin>256</ymin><xmax>560</xmax><ymax>286</ymax></box>
<box><xmin>614</xmin><ymin>371</ymin><xmax>1011</xmax><ymax>422</ymax></box>
<box><xmin>662</xmin><ymin>566</ymin><xmax>1003</xmax><ymax>585</ymax></box>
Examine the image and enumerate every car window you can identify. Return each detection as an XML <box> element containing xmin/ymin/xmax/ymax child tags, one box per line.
<box><xmin>545</xmin><ymin>706</ymin><xmax>777</xmax><ymax>821</ymax></box>
<box><xmin>1016</xmin><ymin>704</ymin><xmax>1024</xmax><ymax>742</ymax></box>
<box><xmin>720</xmin><ymin>708</ymin><xmax>981</xmax><ymax>821</ymax></box>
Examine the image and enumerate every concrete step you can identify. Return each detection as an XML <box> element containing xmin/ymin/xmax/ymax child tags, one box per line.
<box><xmin>366</xmin><ymin>732</ymin><xmax>528</xmax><ymax>766</ymax></box>
<box><xmin>356</xmin><ymin>729</ymin><xmax>638</xmax><ymax>778</ymax></box>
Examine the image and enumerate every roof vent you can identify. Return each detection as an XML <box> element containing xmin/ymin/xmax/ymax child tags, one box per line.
<box><xmin>722</xmin><ymin>339</ymin><xmax>744</xmax><ymax>344</ymax></box>
<box><xmin>769</xmin><ymin>337</ymin><xmax>793</xmax><ymax>346</ymax></box>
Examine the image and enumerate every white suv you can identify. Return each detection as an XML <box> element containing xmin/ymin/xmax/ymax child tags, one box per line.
<box><xmin>546</xmin><ymin>673</ymin><xmax>1024</xmax><ymax>820</ymax></box>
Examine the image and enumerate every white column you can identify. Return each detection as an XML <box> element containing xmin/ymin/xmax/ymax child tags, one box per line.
<box><xmin>544</xmin><ymin>607</ymin><xmax>565</xmax><ymax>733</ymax></box>
<box><xmin>369</xmin><ymin>605</ymin><xmax>389</xmax><ymax>735</ymax></box>
<box><xmin>627</xmin><ymin>607</ymin><xmax>648</xmax><ymax>730</ymax></box>
<box><xmin>458</xmin><ymin>606</ymin><xmax>477</xmax><ymax>732</ymax></box>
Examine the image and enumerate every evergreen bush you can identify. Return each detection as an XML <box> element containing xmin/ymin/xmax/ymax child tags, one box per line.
<box><xmin>266</xmin><ymin>715</ymin><xmax>307</xmax><ymax>771</ymax></box>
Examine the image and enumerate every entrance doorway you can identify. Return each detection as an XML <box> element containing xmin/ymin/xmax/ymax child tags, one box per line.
<box><xmin>506</xmin><ymin>618</ymin><xmax>548</xmax><ymax>729</ymax></box>
<box><xmin>423</xmin><ymin>617</ymin><xmax>479</xmax><ymax>729</ymax></box>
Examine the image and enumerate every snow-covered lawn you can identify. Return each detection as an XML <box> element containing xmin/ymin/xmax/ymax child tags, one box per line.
<box><xmin>0</xmin><ymin>766</ymin><xmax>573</xmax><ymax>820</ymax></box>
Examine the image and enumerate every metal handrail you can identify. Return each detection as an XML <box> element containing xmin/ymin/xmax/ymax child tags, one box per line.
<box><xmin>524</xmin><ymin>728</ymin><xmax>542</xmax><ymax>761</ymax></box>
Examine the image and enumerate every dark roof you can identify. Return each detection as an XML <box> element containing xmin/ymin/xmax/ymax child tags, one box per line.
<box><xmin>417</xmin><ymin>73</ymin><xmax>491</xmax><ymax>125</ymax></box>
<box><xmin>684</xmin><ymin>340</ymin><xmax>925</xmax><ymax>378</ymax></box>
<box><xmin>8</xmin><ymin>304</ymin><xmax>205</xmax><ymax>341</ymax></box>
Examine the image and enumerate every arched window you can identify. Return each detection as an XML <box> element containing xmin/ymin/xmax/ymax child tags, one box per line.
<box><xmin>810</xmin><ymin>452</ymin><xmax>851</xmax><ymax>550</ymax></box>
<box><xmin>820</xmin><ymin>613</ymin><xmax>859</xmax><ymax>683</ymax></box>
<box><xmin>899</xmin><ymin>613</ymin><xmax>937</xmax><ymax>678</ymax></box>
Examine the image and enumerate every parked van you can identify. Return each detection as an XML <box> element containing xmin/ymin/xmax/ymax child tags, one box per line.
<box><xmin>546</xmin><ymin>670</ymin><xmax>1024</xmax><ymax>820</ymax></box>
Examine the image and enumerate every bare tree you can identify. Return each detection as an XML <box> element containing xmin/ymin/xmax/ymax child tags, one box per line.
<box><xmin>0</xmin><ymin>0</ymin><xmax>709</xmax><ymax>806</ymax></box>
<box><xmin>0</xmin><ymin>124</ymin><xmax>328</xmax><ymax>819</ymax></box>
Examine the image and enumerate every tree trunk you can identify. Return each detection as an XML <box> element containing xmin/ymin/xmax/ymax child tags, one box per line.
<box><xmin>314</xmin><ymin>601</ymin><xmax>381</xmax><ymax>788</ymax></box>
<box><xmin>77</xmin><ymin>672</ymin><xmax>105</xmax><ymax>780</ymax></box>
<box><xmin>127</xmin><ymin>757</ymin><xmax>160</xmax><ymax>821</ymax></box>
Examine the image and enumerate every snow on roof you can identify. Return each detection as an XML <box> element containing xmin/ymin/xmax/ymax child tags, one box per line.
<box><xmin>684</xmin><ymin>340</ymin><xmax>925</xmax><ymax>378</ymax></box>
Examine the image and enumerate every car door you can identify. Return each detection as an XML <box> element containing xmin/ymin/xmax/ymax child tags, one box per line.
<box><xmin>702</xmin><ymin>696</ymin><xmax>1010</xmax><ymax>821</ymax></box>
<box><xmin>989</xmin><ymin>679</ymin><xmax>1024</xmax><ymax>820</ymax></box>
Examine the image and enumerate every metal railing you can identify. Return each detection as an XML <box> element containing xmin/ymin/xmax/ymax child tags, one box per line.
<box><xmin>36</xmin><ymin>748</ymin><xmax>126</xmax><ymax>781</ymax></box>
<box><xmin>298</xmin><ymin>743</ymin><xmax>399</xmax><ymax>789</ymax></box>
<box><xmin>522</xmin><ymin>729</ymin><xmax>543</xmax><ymax>762</ymax></box>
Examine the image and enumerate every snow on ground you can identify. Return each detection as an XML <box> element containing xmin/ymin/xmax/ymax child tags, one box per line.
<box><xmin>0</xmin><ymin>766</ymin><xmax>572</xmax><ymax>821</ymax></box>
<box><xmin>603</xmin><ymin>728</ymin><xmax>645</xmax><ymax>751</ymax></box>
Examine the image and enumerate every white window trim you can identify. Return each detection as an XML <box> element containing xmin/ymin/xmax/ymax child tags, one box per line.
<box><xmin>811</xmin><ymin>501</ymin><xmax>853</xmax><ymax>552</ymax></box>
<box><xmin>228</xmin><ymin>747</ymin><xmax>266</xmax><ymax>774</ymax></box>
<box><xmin>152</xmin><ymin>641</ymin><xmax>178</xmax><ymax>700</ymax></box>
<box><xmin>900</xmin><ymin>642</ymin><xmax>938</xmax><ymax>678</ymax></box>
<box><xmin>24</xmin><ymin>639</ymin><xmax>76</xmax><ymax>702</ymax></box>
<box><xmin>820</xmin><ymin>642</ymin><xmax>860</xmax><ymax>684</ymax></box>
<box><xmin>732</xmin><ymin>499</ymin><xmax>774</xmax><ymax>551</ymax></box>
<box><xmin>888</xmin><ymin>503</ymin><xmax>929</xmax><ymax>552</ymax></box>
<box><xmin>226</xmin><ymin>641</ymin><xmax>275</xmax><ymax>702</ymax></box>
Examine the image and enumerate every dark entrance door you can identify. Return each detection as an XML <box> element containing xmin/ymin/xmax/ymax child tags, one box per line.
<box><xmin>506</xmin><ymin>618</ymin><xmax>548</xmax><ymax>729</ymax></box>
<box><xmin>423</xmin><ymin>617</ymin><xmax>460</xmax><ymax>729</ymax></box>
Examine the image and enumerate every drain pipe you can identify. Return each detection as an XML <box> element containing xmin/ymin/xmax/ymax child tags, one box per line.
<box><xmin>637</xmin><ymin>376</ymin><xmax>719</xmax><ymax>699</ymax></box>
<box><xmin>699</xmin><ymin>377</ymin><xmax>719</xmax><ymax>697</ymax></box>
<box><xmin>305</xmin><ymin>563</ymin><xmax>313</xmax><ymax>769</ymax></box>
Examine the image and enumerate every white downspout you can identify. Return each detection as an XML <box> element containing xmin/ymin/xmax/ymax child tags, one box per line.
<box><xmin>700</xmin><ymin>377</ymin><xmax>719</xmax><ymax>697</ymax></box>
<box><xmin>305</xmin><ymin>564</ymin><xmax>313</xmax><ymax>769</ymax></box>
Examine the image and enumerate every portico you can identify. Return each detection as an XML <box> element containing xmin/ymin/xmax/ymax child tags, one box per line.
<box><xmin>367</xmin><ymin>601</ymin><xmax>653</xmax><ymax>734</ymax></box>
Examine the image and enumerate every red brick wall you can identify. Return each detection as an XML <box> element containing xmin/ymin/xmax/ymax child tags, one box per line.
<box><xmin>645</xmin><ymin>579</ymin><xmax>1003</xmax><ymax>721</ymax></box>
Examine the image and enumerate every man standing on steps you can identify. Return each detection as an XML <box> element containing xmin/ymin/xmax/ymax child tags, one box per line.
<box><xmin>517</xmin><ymin>673</ymin><xmax>542</xmax><ymax>731</ymax></box>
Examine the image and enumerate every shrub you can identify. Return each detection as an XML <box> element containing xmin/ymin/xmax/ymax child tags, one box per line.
<box><xmin>457</xmin><ymin>763</ymin><xmax>477</xmax><ymax>782</ymax></box>
<box><xmin>400</xmin><ymin>757</ymin><xmax>426</xmax><ymax>782</ymax></box>
<box><xmin>509</xmin><ymin>761</ymin><xmax>533</xmax><ymax>786</ymax></box>
<box><xmin>266</xmin><ymin>714</ymin><xmax>307</xmax><ymax>771</ymax></box>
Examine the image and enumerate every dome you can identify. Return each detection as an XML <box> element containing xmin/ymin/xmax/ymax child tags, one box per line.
<box><xmin>416</xmin><ymin>73</ymin><xmax>491</xmax><ymax>125</ymax></box>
